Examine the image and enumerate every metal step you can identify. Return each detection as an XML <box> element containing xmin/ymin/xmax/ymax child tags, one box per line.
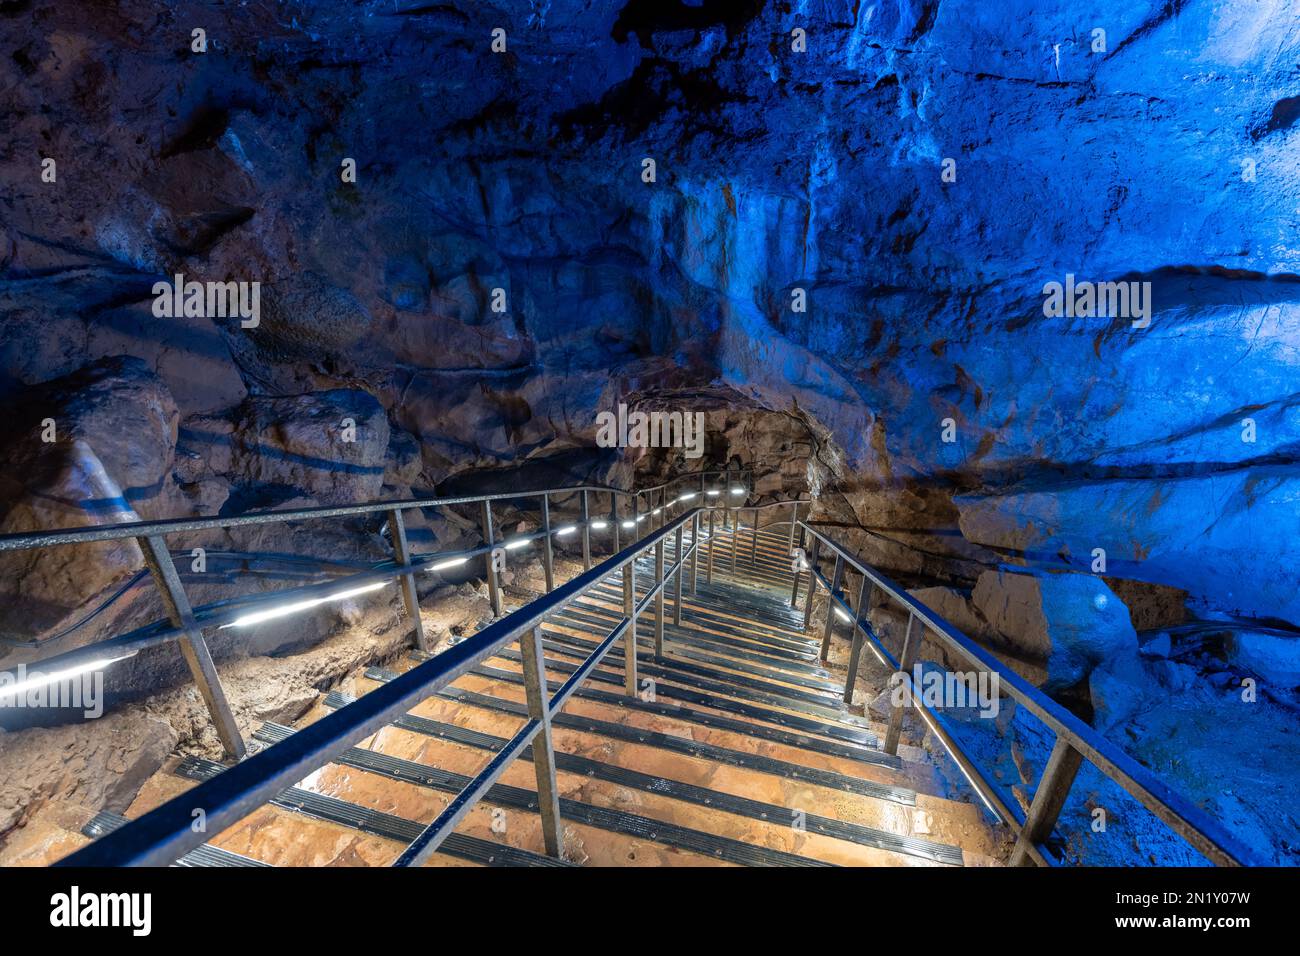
<box><xmin>544</xmin><ymin>619</ymin><xmax>839</xmax><ymax>694</ymax></box>
<box><xmin>494</xmin><ymin>645</ymin><xmax>873</xmax><ymax>734</ymax></box>
<box><xmin>372</xmin><ymin>664</ymin><xmax>898</xmax><ymax>767</ymax></box>
<box><xmin>326</xmin><ymin>688</ymin><xmax>912</xmax><ymax>803</ymax></box>
<box><xmin>242</xmin><ymin>728</ymin><xmax>830</xmax><ymax>868</ymax></box>
<box><xmin>259</xmin><ymin>718</ymin><xmax>954</xmax><ymax>865</ymax></box>
<box><xmin>398</xmin><ymin>658</ymin><xmax>878</xmax><ymax>749</ymax></box>
<box><xmin>82</xmin><ymin>811</ymin><xmax>270</xmax><ymax>867</ymax></box>
<box><xmin>554</xmin><ymin>604</ymin><xmax>832</xmax><ymax>676</ymax></box>
<box><xmin>585</xmin><ymin>586</ymin><xmax>816</xmax><ymax>655</ymax></box>
<box><xmin>172</xmin><ymin>757</ymin><xmax>570</xmax><ymax>867</ymax></box>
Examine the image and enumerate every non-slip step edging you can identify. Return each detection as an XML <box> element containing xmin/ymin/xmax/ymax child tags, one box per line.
<box><xmin>241</xmin><ymin>728</ymin><xmax>830</xmax><ymax>868</ymax></box>
<box><xmin>173</xmin><ymin>757</ymin><xmax>571</xmax><ymax>868</ymax></box>
<box><xmin>371</xmin><ymin>665</ymin><xmax>899</xmax><ymax>768</ymax></box>
<box><xmin>326</xmin><ymin>689</ymin><xmax>915</xmax><ymax>804</ymax></box>
<box><xmin>398</xmin><ymin>658</ymin><xmax>879</xmax><ymax>750</ymax></box>
<box><xmin>82</xmin><ymin>811</ymin><xmax>270</xmax><ymax>868</ymax></box>
<box><xmin>269</xmin><ymin>716</ymin><xmax>955</xmax><ymax>866</ymax></box>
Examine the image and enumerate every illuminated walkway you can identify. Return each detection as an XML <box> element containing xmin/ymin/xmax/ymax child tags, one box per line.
<box><xmin>66</xmin><ymin>526</ymin><xmax>1000</xmax><ymax>867</ymax></box>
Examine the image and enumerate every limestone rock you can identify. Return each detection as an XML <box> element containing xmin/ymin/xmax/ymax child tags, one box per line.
<box><xmin>1225</xmin><ymin>631</ymin><xmax>1300</xmax><ymax>689</ymax></box>
<box><xmin>229</xmin><ymin>389</ymin><xmax>390</xmax><ymax>505</ymax></box>
<box><xmin>0</xmin><ymin>711</ymin><xmax>177</xmax><ymax>840</ymax></box>
<box><xmin>0</xmin><ymin>357</ymin><xmax>180</xmax><ymax>647</ymax></box>
<box><xmin>971</xmin><ymin>569</ymin><xmax>1139</xmax><ymax>692</ymax></box>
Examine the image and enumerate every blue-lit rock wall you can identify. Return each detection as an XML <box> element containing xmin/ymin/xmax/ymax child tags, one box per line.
<box><xmin>2</xmin><ymin>0</ymin><xmax>1299</xmax><ymax>859</ymax></box>
<box><xmin>9</xmin><ymin>0</ymin><xmax>1296</xmax><ymax>626</ymax></box>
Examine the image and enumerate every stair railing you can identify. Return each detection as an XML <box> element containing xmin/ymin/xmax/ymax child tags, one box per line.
<box><xmin>58</xmin><ymin>508</ymin><xmax>705</xmax><ymax>867</ymax></box>
<box><xmin>0</xmin><ymin>468</ymin><xmax>749</xmax><ymax>759</ymax></box>
<box><xmin>791</xmin><ymin>522</ymin><xmax>1263</xmax><ymax>868</ymax></box>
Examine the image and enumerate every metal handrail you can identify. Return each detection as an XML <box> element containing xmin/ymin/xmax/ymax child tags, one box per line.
<box><xmin>57</xmin><ymin>511</ymin><xmax>703</xmax><ymax>867</ymax></box>
<box><xmin>0</xmin><ymin>470</ymin><xmax>750</xmax><ymax>552</ymax></box>
<box><xmin>0</xmin><ymin>468</ymin><xmax>752</xmax><ymax>759</ymax></box>
<box><xmin>792</xmin><ymin>522</ymin><xmax>1264</xmax><ymax>868</ymax></box>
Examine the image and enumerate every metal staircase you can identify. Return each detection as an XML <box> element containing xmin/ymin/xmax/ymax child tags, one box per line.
<box><xmin>59</xmin><ymin>520</ymin><xmax>996</xmax><ymax>867</ymax></box>
<box><xmin>0</xmin><ymin>471</ymin><xmax>1259</xmax><ymax>867</ymax></box>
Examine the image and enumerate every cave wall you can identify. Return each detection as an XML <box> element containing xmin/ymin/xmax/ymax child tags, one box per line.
<box><xmin>2</xmin><ymin>0</ymin><xmax>1299</xmax><ymax>646</ymax></box>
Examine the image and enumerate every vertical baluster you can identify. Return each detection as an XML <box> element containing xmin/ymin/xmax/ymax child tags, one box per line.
<box><xmin>540</xmin><ymin>494</ymin><xmax>555</xmax><ymax>594</ymax></box>
<box><xmin>884</xmin><ymin>613</ymin><xmax>922</xmax><ymax>755</ymax></box>
<box><xmin>624</xmin><ymin>547</ymin><xmax>638</xmax><ymax>696</ymax></box>
<box><xmin>843</xmin><ymin>575</ymin><xmax>872</xmax><ymax>704</ymax></box>
<box><xmin>789</xmin><ymin>523</ymin><xmax>804</xmax><ymax>608</ymax></box>
<box><xmin>820</xmin><ymin>555</ymin><xmax>845</xmax><ymax>661</ymax></box>
<box><xmin>611</xmin><ymin>493</ymin><xmax>620</xmax><ymax>553</ymax></box>
<box><xmin>706</xmin><ymin>509</ymin><xmax>715</xmax><ymax>584</ymax></box>
<box><xmin>802</xmin><ymin>538</ymin><xmax>821</xmax><ymax>629</ymax></box>
<box><xmin>723</xmin><ymin>465</ymin><xmax>731</xmax><ymax>531</ymax></box>
<box><xmin>786</xmin><ymin>500</ymin><xmax>799</xmax><ymax>562</ymax></box>
<box><xmin>388</xmin><ymin>508</ymin><xmax>428</xmax><ymax>651</ymax></box>
<box><xmin>138</xmin><ymin>536</ymin><xmax>245</xmax><ymax>759</ymax></box>
<box><xmin>673</xmin><ymin>524</ymin><xmax>684</xmax><ymax>626</ymax></box>
<box><xmin>519</xmin><ymin>625</ymin><xmax>563</xmax><ymax>858</ymax></box>
<box><xmin>480</xmin><ymin>499</ymin><xmax>503</xmax><ymax>617</ymax></box>
<box><xmin>654</xmin><ymin>538</ymin><xmax>666</xmax><ymax>657</ymax></box>
<box><xmin>689</xmin><ymin>512</ymin><xmax>700</xmax><ymax>596</ymax></box>
<box><xmin>579</xmin><ymin>490</ymin><xmax>591</xmax><ymax>571</ymax></box>
<box><xmin>1009</xmin><ymin>737</ymin><xmax>1084</xmax><ymax>867</ymax></box>
<box><xmin>730</xmin><ymin>507</ymin><xmax>739</xmax><ymax>574</ymax></box>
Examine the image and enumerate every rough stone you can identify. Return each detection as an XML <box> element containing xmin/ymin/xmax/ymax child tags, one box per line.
<box><xmin>971</xmin><ymin>569</ymin><xmax>1140</xmax><ymax>692</ymax></box>
<box><xmin>0</xmin><ymin>357</ymin><xmax>179</xmax><ymax>648</ymax></box>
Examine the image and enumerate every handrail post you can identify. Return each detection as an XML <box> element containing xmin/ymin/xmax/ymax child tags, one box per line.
<box><xmin>819</xmin><ymin>555</ymin><xmax>844</xmax><ymax>661</ymax></box>
<box><xmin>843</xmin><ymin>575</ymin><xmax>872</xmax><ymax>704</ymax></box>
<box><xmin>689</xmin><ymin>512</ymin><xmax>700</xmax><ymax>595</ymax></box>
<box><xmin>539</xmin><ymin>494</ymin><xmax>555</xmax><ymax>594</ymax></box>
<box><xmin>801</xmin><ymin>537</ymin><xmax>821</xmax><ymax>628</ymax></box>
<box><xmin>673</xmin><ymin>524</ymin><xmax>684</xmax><ymax>626</ymax></box>
<box><xmin>388</xmin><ymin>508</ymin><xmax>428</xmax><ymax>651</ymax></box>
<box><xmin>723</xmin><ymin>465</ymin><xmax>731</xmax><ymax>531</ymax></box>
<box><xmin>624</xmin><ymin>549</ymin><xmax>639</xmax><ymax>696</ymax></box>
<box><xmin>579</xmin><ymin>490</ymin><xmax>591</xmax><ymax>571</ymax></box>
<box><xmin>519</xmin><ymin>624</ymin><xmax>563</xmax><ymax>858</ymax></box>
<box><xmin>730</xmin><ymin>509</ymin><xmax>739</xmax><ymax>573</ymax></box>
<box><xmin>479</xmin><ymin>500</ymin><xmax>503</xmax><ymax>617</ymax></box>
<box><xmin>749</xmin><ymin>507</ymin><xmax>758</xmax><ymax>568</ymax></box>
<box><xmin>138</xmin><ymin>535</ymin><xmax>245</xmax><ymax>760</ymax></box>
<box><xmin>883</xmin><ymin>612</ymin><xmax>922</xmax><ymax>755</ymax></box>
<box><xmin>706</xmin><ymin>509</ymin><xmax>716</xmax><ymax>584</ymax></box>
<box><xmin>786</xmin><ymin>501</ymin><xmax>799</xmax><ymax>562</ymax></box>
<box><xmin>654</xmin><ymin>538</ymin><xmax>666</xmax><ymax>656</ymax></box>
<box><xmin>611</xmin><ymin>493</ymin><xmax>620</xmax><ymax>553</ymax></box>
<box><xmin>789</xmin><ymin>524</ymin><xmax>804</xmax><ymax>608</ymax></box>
<box><xmin>1010</xmin><ymin>737</ymin><xmax>1084</xmax><ymax>866</ymax></box>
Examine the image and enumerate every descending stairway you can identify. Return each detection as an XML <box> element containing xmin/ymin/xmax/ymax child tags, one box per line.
<box><xmin>57</xmin><ymin>522</ymin><xmax>1003</xmax><ymax>867</ymax></box>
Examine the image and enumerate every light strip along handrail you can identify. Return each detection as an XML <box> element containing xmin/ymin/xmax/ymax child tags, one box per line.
<box><xmin>0</xmin><ymin>468</ymin><xmax>749</xmax><ymax>759</ymax></box>
<box><xmin>1</xmin><ymin>493</ymin><xmax>748</xmax><ymax>688</ymax></box>
<box><xmin>0</xmin><ymin>550</ymin><xmax>497</xmax><ymax>686</ymax></box>
<box><xmin>56</xmin><ymin>509</ymin><xmax>700</xmax><ymax>867</ymax></box>
<box><xmin>796</xmin><ymin>522</ymin><xmax>1264</xmax><ymax>868</ymax></box>
<box><xmin>392</xmin><ymin>527</ymin><xmax>697</xmax><ymax>866</ymax></box>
